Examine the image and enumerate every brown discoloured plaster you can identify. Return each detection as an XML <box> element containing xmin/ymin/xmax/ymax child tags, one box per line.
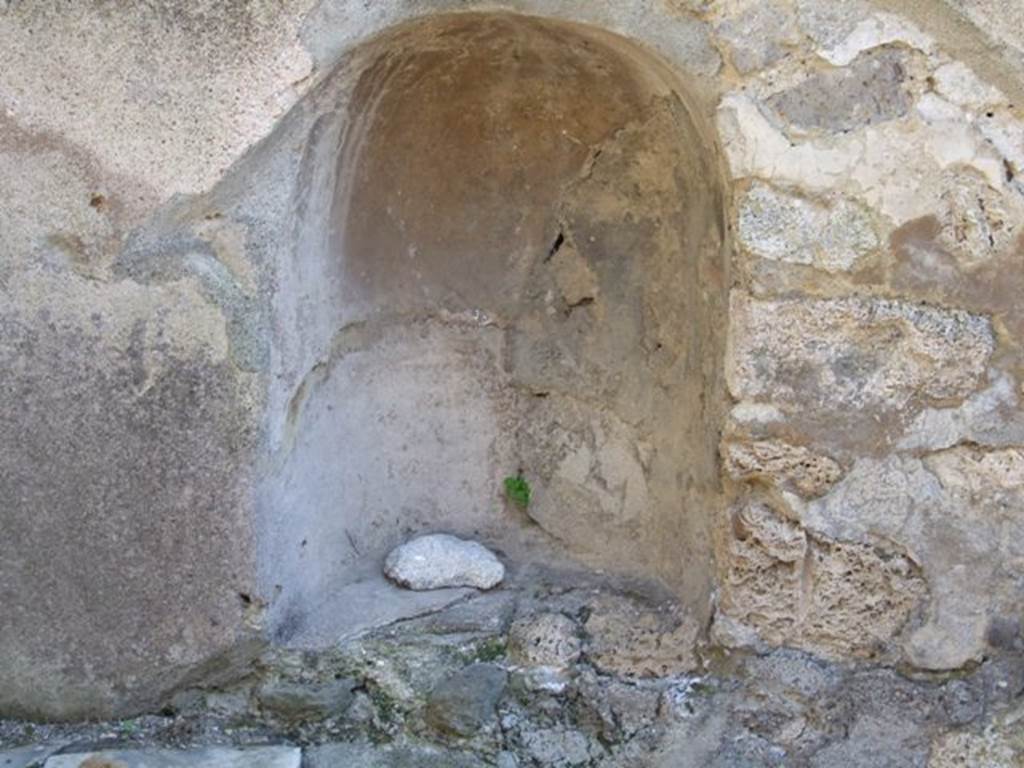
<box><xmin>890</xmin><ymin>217</ymin><xmax>1024</xmax><ymax>373</ymax></box>
<box><xmin>335</xmin><ymin>13</ymin><xmax>690</xmax><ymax>317</ymax></box>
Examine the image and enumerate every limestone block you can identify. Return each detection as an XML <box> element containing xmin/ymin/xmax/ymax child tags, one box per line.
<box><xmin>727</xmin><ymin>293</ymin><xmax>993</xmax><ymax>413</ymax></box>
<box><xmin>717</xmin><ymin>92</ymin><xmax>1007</xmax><ymax>223</ymax></box>
<box><xmin>713</xmin><ymin>0</ymin><xmax>800</xmax><ymax>74</ymax></box>
<box><xmin>933</xmin><ymin>62</ymin><xmax>1007</xmax><ymax>111</ymax></box>
<box><xmin>814</xmin><ymin>12</ymin><xmax>936</xmax><ymax>66</ymax></box>
<box><xmin>937</xmin><ymin>172</ymin><xmax>1021</xmax><ymax>266</ymax></box>
<box><xmin>766</xmin><ymin>48</ymin><xmax>912</xmax><ymax>133</ymax></box>
<box><xmin>794</xmin><ymin>0</ymin><xmax>874</xmax><ymax>50</ymax></box>
<box><xmin>737</xmin><ymin>183</ymin><xmax>878</xmax><ymax>272</ymax></box>
<box><xmin>718</xmin><ymin>530</ymin><xmax>804</xmax><ymax>646</ymax></box>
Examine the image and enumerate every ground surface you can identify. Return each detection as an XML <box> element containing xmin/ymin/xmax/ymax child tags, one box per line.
<box><xmin>3</xmin><ymin>567</ymin><xmax>1022</xmax><ymax>767</ymax></box>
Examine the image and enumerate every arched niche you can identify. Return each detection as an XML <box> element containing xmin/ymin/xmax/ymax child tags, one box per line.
<box><xmin>261</xmin><ymin>11</ymin><xmax>729</xmax><ymax>645</ymax></box>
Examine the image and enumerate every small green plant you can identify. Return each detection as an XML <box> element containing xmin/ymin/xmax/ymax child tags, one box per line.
<box><xmin>119</xmin><ymin>718</ymin><xmax>140</xmax><ymax>736</ymax></box>
<box><xmin>368</xmin><ymin>685</ymin><xmax>399</xmax><ymax>725</ymax></box>
<box><xmin>449</xmin><ymin>636</ymin><xmax>508</xmax><ymax>665</ymax></box>
<box><xmin>473</xmin><ymin>637</ymin><xmax>508</xmax><ymax>663</ymax></box>
<box><xmin>690</xmin><ymin>679</ymin><xmax>716</xmax><ymax>695</ymax></box>
<box><xmin>504</xmin><ymin>474</ymin><xmax>531</xmax><ymax>510</ymax></box>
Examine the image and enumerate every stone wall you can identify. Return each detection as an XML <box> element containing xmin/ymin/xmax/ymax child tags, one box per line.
<box><xmin>712</xmin><ymin>0</ymin><xmax>1024</xmax><ymax>673</ymax></box>
<box><xmin>1</xmin><ymin>0</ymin><xmax>1022</xmax><ymax>721</ymax></box>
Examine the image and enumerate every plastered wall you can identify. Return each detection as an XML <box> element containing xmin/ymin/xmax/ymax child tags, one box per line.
<box><xmin>2</xmin><ymin>0</ymin><xmax>1023</xmax><ymax>720</ymax></box>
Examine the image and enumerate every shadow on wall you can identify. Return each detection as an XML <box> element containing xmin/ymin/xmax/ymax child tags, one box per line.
<box><xmin>259</xmin><ymin>12</ymin><xmax>731</xmax><ymax>646</ymax></box>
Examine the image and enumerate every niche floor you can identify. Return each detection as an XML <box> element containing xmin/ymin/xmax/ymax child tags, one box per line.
<box><xmin>3</xmin><ymin>562</ymin><xmax>1023</xmax><ymax>767</ymax></box>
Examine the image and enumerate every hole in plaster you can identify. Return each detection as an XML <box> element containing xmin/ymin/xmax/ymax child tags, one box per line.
<box><xmin>546</xmin><ymin>231</ymin><xmax>566</xmax><ymax>261</ymax></box>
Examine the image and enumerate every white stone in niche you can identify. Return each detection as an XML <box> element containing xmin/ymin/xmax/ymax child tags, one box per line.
<box><xmin>384</xmin><ymin>533</ymin><xmax>505</xmax><ymax>591</ymax></box>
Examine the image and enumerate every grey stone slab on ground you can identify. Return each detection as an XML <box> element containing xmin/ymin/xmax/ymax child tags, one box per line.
<box><xmin>279</xmin><ymin>572</ymin><xmax>474</xmax><ymax>648</ymax></box>
<box><xmin>403</xmin><ymin>589</ymin><xmax>517</xmax><ymax>635</ymax></box>
<box><xmin>384</xmin><ymin>534</ymin><xmax>505</xmax><ymax>591</ymax></box>
<box><xmin>44</xmin><ymin>747</ymin><xmax>301</xmax><ymax>768</ymax></box>
<box><xmin>1</xmin><ymin>746</ymin><xmax>63</xmax><ymax>768</ymax></box>
<box><xmin>305</xmin><ymin>742</ymin><xmax>478</xmax><ymax>768</ymax></box>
